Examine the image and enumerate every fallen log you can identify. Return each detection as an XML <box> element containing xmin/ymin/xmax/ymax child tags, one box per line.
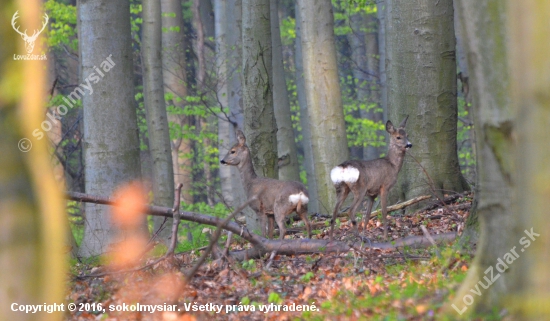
<box><xmin>66</xmin><ymin>192</ymin><xmax>457</xmax><ymax>262</ymax></box>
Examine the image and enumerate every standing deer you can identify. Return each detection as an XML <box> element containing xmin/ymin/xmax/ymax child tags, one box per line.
<box><xmin>220</xmin><ymin>130</ymin><xmax>312</xmax><ymax>239</ymax></box>
<box><xmin>330</xmin><ymin>116</ymin><xmax>412</xmax><ymax>240</ymax></box>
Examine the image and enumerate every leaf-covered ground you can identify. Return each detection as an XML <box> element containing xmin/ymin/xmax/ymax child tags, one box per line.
<box><xmin>67</xmin><ymin>194</ymin><xmax>475</xmax><ymax>320</ymax></box>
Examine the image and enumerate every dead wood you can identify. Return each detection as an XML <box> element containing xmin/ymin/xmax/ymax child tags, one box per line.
<box><xmin>66</xmin><ymin>192</ymin><xmax>457</xmax><ymax>265</ymax></box>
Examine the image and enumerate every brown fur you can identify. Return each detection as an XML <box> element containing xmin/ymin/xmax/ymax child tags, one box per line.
<box><xmin>221</xmin><ymin>130</ymin><xmax>312</xmax><ymax>239</ymax></box>
<box><xmin>330</xmin><ymin>116</ymin><xmax>412</xmax><ymax>240</ymax></box>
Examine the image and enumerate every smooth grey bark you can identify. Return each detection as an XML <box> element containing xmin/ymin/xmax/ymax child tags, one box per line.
<box><xmin>161</xmin><ymin>0</ymin><xmax>194</xmax><ymax>205</ymax></box>
<box><xmin>294</xmin><ymin>2</ymin><xmax>318</xmax><ymax>213</ymax></box>
<box><xmin>225</xmin><ymin>0</ymin><xmax>257</xmax><ymax>224</ymax></box>
<box><xmin>79</xmin><ymin>0</ymin><xmax>142</xmax><ymax>257</ymax></box>
<box><xmin>142</xmin><ymin>0</ymin><xmax>175</xmax><ymax>244</ymax></box>
<box><xmin>297</xmin><ymin>0</ymin><xmax>350</xmax><ymax>214</ymax></box>
<box><xmin>449</xmin><ymin>0</ymin><xmax>514</xmax><ymax>315</ymax></box>
<box><xmin>385</xmin><ymin>0</ymin><xmax>469</xmax><ymax>209</ymax></box>
<box><xmin>347</xmin><ymin>10</ymin><xmax>368</xmax><ymax>160</ymax></box>
<box><xmin>363</xmin><ymin>13</ymin><xmax>384</xmax><ymax>160</ymax></box>
<box><xmin>242</xmin><ymin>0</ymin><xmax>278</xmax><ymax>233</ymax></box>
<box><xmin>377</xmin><ymin>0</ymin><xmax>388</xmax><ymax>123</ymax></box>
<box><xmin>215</xmin><ymin>0</ymin><xmax>233</xmax><ymax>205</ymax></box>
<box><xmin>215</xmin><ymin>0</ymin><xmax>247</xmax><ymax>209</ymax></box>
<box><xmin>193</xmin><ymin>0</ymin><xmax>216</xmax><ymax>205</ymax></box>
<box><xmin>271</xmin><ymin>0</ymin><xmax>300</xmax><ymax>182</ymax></box>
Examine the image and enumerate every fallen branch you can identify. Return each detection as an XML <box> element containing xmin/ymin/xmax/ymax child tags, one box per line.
<box><xmin>368</xmin><ymin>195</ymin><xmax>431</xmax><ymax>218</ymax></box>
<box><xmin>66</xmin><ymin>192</ymin><xmax>457</xmax><ymax>265</ymax></box>
<box><xmin>185</xmin><ymin>197</ymin><xmax>256</xmax><ymax>281</ymax></box>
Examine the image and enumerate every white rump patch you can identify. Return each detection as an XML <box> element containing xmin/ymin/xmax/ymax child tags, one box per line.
<box><xmin>330</xmin><ymin>166</ymin><xmax>360</xmax><ymax>184</ymax></box>
<box><xmin>289</xmin><ymin>192</ymin><xmax>309</xmax><ymax>205</ymax></box>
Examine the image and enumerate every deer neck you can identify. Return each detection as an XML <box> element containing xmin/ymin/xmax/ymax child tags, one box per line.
<box><xmin>386</xmin><ymin>145</ymin><xmax>406</xmax><ymax>171</ymax></box>
<box><xmin>237</xmin><ymin>153</ymin><xmax>258</xmax><ymax>191</ymax></box>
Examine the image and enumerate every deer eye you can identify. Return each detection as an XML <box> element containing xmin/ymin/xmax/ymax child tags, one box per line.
<box><xmin>396</xmin><ymin>136</ymin><xmax>401</xmax><ymax>140</ymax></box>
<box><xmin>230</xmin><ymin>150</ymin><xmax>236</xmax><ymax>154</ymax></box>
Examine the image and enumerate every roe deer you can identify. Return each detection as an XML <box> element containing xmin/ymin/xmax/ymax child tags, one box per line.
<box><xmin>329</xmin><ymin>116</ymin><xmax>412</xmax><ymax>240</ymax></box>
<box><xmin>220</xmin><ymin>130</ymin><xmax>312</xmax><ymax>239</ymax></box>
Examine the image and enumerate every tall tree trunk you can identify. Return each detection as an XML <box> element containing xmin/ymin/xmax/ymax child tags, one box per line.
<box><xmin>225</xmin><ymin>0</ymin><xmax>257</xmax><ymax>221</ymax></box>
<box><xmin>377</xmin><ymin>0</ymin><xmax>388</xmax><ymax>123</ymax></box>
<box><xmin>347</xmin><ymin>9</ymin><xmax>368</xmax><ymax>160</ymax></box>
<box><xmin>296</xmin><ymin>0</ymin><xmax>350</xmax><ymax>214</ymax></box>
<box><xmin>79</xmin><ymin>0</ymin><xmax>142</xmax><ymax>256</ymax></box>
<box><xmin>509</xmin><ymin>1</ymin><xmax>550</xmax><ymax>318</ymax></box>
<box><xmin>386</xmin><ymin>0</ymin><xmax>469</xmax><ymax>209</ymax></box>
<box><xmin>294</xmin><ymin>1</ymin><xmax>318</xmax><ymax>213</ymax></box>
<box><xmin>215</xmin><ymin>0</ymin><xmax>233</xmax><ymax>205</ymax></box>
<box><xmin>0</xmin><ymin>2</ymin><xmax>66</xmax><ymax>320</ymax></box>
<box><xmin>161</xmin><ymin>0</ymin><xmax>194</xmax><ymax>205</ymax></box>
<box><xmin>271</xmin><ymin>0</ymin><xmax>300</xmax><ymax>182</ymax></box>
<box><xmin>448</xmin><ymin>0</ymin><xmax>514</xmax><ymax>315</ymax></box>
<box><xmin>142</xmin><ymin>0</ymin><xmax>175</xmax><ymax>244</ymax></box>
<box><xmin>364</xmin><ymin>13</ymin><xmax>384</xmax><ymax>160</ymax></box>
<box><xmin>242</xmin><ymin>0</ymin><xmax>278</xmax><ymax>233</ymax></box>
<box><xmin>193</xmin><ymin>0</ymin><xmax>215</xmax><ymax>205</ymax></box>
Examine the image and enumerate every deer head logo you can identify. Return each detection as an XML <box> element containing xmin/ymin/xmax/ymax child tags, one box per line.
<box><xmin>11</xmin><ymin>11</ymin><xmax>49</xmax><ymax>54</ymax></box>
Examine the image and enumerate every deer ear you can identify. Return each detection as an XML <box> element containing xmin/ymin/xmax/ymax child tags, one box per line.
<box><xmin>236</xmin><ymin>129</ymin><xmax>246</xmax><ymax>145</ymax></box>
<box><xmin>386</xmin><ymin>120</ymin><xmax>395</xmax><ymax>133</ymax></box>
<box><xmin>398</xmin><ymin>115</ymin><xmax>409</xmax><ymax>128</ymax></box>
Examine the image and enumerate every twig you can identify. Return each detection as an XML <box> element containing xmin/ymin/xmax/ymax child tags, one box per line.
<box><xmin>368</xmin><ymin>194</ymin><xmax>431</xmax><ymax>219</ymax></box>
<box><xmin>265</xmin><ymin>251</ymin><xmax>277</xmax><ymax>270</ymax></box>
<box><xmin>420</xmin><ymin>225</ymin><xmax>442</xmax><ymax>258</ymax></box>
<box><xmin>167</xmin><ymin>184</ymin><xmax>184</xmax><ymax>256</ymax></box>
<box><xmin>185</xmin><ymin>197</ymin><xmax>257</xmax><ymax>281</ymax></box>
<box><xmin>407</xmin><ymin>152</ymin><xmax>446</xmax><ymax>206</ymax></box>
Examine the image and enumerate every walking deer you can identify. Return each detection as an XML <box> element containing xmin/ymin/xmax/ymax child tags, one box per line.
<box><xmin>220</xmin><ymin>130</ymin><xmax>312</xmax><ymax>239</ymax></box>
<box><xmin>330</xmin><ymin>116</ymin><xmax>412</xmax><ymax>240</ymax></box>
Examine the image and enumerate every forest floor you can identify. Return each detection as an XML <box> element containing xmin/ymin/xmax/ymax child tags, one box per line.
<box><xmin>66</xmin><ymin>193</ymin><xmax>483</xmax><ymax>321</ymax></box>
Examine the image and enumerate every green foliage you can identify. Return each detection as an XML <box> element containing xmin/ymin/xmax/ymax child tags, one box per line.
<box><xmin>241</xmin><ymin>259</ymin><xmax>256</xmax><ymax>272</ymax></box>
<box><xmin>268</xmin><ymin>292</ymin><xmax>283</xmax><ymax>304</ymax></box>
<box><xmin>457</xmin><ymin>96</ymin><xmax>476</xmax><ymax>180</ymax></box>
<box><xmin>44</xmin><ymin>0</ymin><xmax>78</xmax><ymax>51</ymax></box>
<box><xmin>301</xmin><ymin>271</ymin><xmax>315</xmax><ymax>282</ymax></box>
<box><xmin>279</xmin><ymin>17</ymin><xmax>296</xmax><ymax>46</ymax></box>
<box><xmin>173</xmin><ymin>201</ymin><xmax>231</xmax><ymax>252</ymax></box>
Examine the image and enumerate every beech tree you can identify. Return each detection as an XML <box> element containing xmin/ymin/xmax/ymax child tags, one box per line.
<box><xmin>142</xmin><ymin>0</ymin><xmax>175</xmax><ymax>244</ymax></box>
<box><xmin>242</xmin><ymin>0</ymin><xmax>278</xmax><ymax>232</ymax></box>
<box><xmin>79</xmin><ymin>0</ymin><xmax>142</xmax><ymax>256</ymax></box>
<box><xmin>296</xmin><ymin>0</ymin><xmax>349</xmax><ymax>213</ymax></box>
<box><xmin>450</xmin><ymin>0</ymin><xmax>550</xmax><ymax>318</ymax></box>
<box><xmin>271</xmin><ymin>0</ymin><xmax>300</xmax><ymax>182</ymax></box>
<box><xmin>161</xmin><ymin>0</ymin><xmax>194</xmax><ymax>205</ymax></box>
<box><xmin>385</xmin><ymin>0</ymin><xmax>469</xmax><ymax>208</ymax></box>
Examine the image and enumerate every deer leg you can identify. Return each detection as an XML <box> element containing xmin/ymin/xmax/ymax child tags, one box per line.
<box><xmin>267</xmin><ymin>215</ymin><xmax>275</xmax><ymax>239</ymax></box>
<box><xmin>297</xmin><ymin>206</ymin><xmax>311</xmax><ymax>239</ymax></box>
<box><xmin>380</xmin><ymin>188</ymin><xmax>389</xmax><ymax>240</ymax></box>
<box><xmin>349</xmin><ymin>186</ymin><xmax>368</xmax><ymax>236</ymax></box>
<box><xmin>361</xmin><ymin>196</ymin><xmax>375</xmax><ymax>234</ymax></box>
<box><xmin>274</xmin><ymin>201</ymin><xmax>294</xmax><ymax>240</ymax></box>
<box><xmin>258</xmin><ymin>212</ymin><xmax>268</xmax><ymax>237</ymax></box>
<box><xmin>330</xmin><ymin>184</ymin><xmax>350</xmax><ymax>241</ymax></box>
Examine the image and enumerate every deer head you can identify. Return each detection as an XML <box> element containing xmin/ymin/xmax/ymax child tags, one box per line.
<box><xmin>386</xmin><ymin>116</ymin><xmax>413</xmax><ymax>152</ymax></box>
<box><xmin>220</xmin><ymin>130</ymin><xmax>250</xmax><ymax>167</ymax></box>
<box><xmin>12</xmin><ymin>11</ymin><xmax>49</xmax><ymax>54</ymax></box>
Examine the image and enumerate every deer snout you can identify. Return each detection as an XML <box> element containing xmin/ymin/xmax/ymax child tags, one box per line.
<box><xmin>220</xmin><ymin>159</ymin><xmax>227</xmax><ymax>165</ymax></box>
<box><xmin>406</xmin><ymin>142</ymin><xmax>413</xmax><ymax>149</ymax></box>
